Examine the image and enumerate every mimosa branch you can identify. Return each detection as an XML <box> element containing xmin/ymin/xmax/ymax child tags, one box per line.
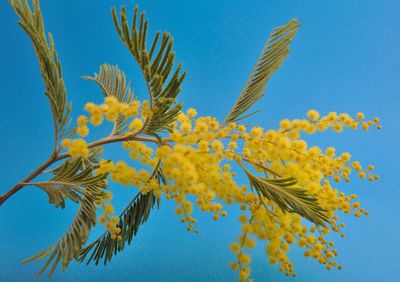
<box><xmin>0</xmin><ymin>134</ymin><xmax>166</xmax><ymax>206</ymax></box>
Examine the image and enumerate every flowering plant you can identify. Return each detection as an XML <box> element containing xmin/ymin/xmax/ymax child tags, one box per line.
<box><xmin>1</xmin><ymin>1</ymin><xmax>380</xmax><ymax>281</ymax></box>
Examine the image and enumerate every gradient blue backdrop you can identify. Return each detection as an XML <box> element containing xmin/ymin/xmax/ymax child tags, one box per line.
<box><xmin>0</xmin><ymin>0</ymin><xmax>399</xmax><ymax>281</ymax></box>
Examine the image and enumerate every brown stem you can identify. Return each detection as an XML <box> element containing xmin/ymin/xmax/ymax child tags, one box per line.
<box><xmin>55</xmin><ymin>134</ymin><xmax>163</xmax><ymax>161</ymax></box>
<box><xmin>0</xmin><ymin>153</ymin><xmax>57</xmax><ymax>206</ymax></box>
<box><xmin>242</xmin><ymin>158</ymin><xmax>281</xmax><ymax>177</ymax></box>
<box><xmin>0</xmin><ymin>134</ymin><xmax>165</xmax><ymax>206</ymax></box>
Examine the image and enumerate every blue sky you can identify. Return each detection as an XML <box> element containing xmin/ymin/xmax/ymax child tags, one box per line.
<box><xmin>0</xmin><ymin>0</ymin><xmax>399</xmax><ymax>281</ymax></box>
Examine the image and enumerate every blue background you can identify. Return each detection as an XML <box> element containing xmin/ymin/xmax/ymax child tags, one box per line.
<box><xmin>0</xmin><ymin>0</ymin><xmax>399</xmax><ymax>281</ymax></box>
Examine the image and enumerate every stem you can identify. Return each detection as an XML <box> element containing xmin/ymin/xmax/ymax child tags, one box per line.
<box><xmin>55</xmin><ymin>134</ymin><xmax>163</xmax><ymax>161</ymax></box>
<box><xmin>242</xmin><ymin>158</ymin><xmax>281</xmax><ymax>177</ymax></box>
<box><xmin>0</xmin><ymin>153</ymin><xmax>57</xmax><ymax>206</ymax></box>
<box><xmin>0</xmin><ymin>134</ymin><xmax>165</xmax><ymax>206</ymax></box>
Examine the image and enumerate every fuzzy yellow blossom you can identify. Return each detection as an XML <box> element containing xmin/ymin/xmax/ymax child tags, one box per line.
<box><xmin>123</xmin><ymin>100</ymin><xmax>140</xmax><ymax>116</ymax></box>
<box><xmin>77</xmin><ymin>126</ymin><xmax>89</xmax><ymax>137</ymax></box>
<box><xmin>104</xmin><ymin>203</ymin><xmax>114</xmax><ymax>214</ymax></box>
<box><xmin>238</xmin><ymin>125</ymin><xmax>246</xmax><ymax>132</ymax></box>
<box><xmin>69</xmin><ymin>96</ymin><xmax>380</xmax><ymax>281</ymax></box>
<box><xmin>279</xmin><ymin>119</ymin><xmax>291</xmax><ymax>130</ymax></box>
<box><xmin>105</xmin><ymin>96</ymin><xmax>118</xmax><ymax>104</ymax></box>
<box><xmin>105</xmin><ymin>108</ymin><xmax>119</xmax><ymax>122</ymax></box>
<box><xmin>356</xmin><ymin>112</ymin><xmax>365</xmax><ymax>119</ymax></box>
<box><xmin>60</xmin><ymin>138</ymin><xmax>71</xmax><ymax>148</ymax></box>
<box><xmin>187</xmin><ymin>108</ymin><xmax>198</xmax><ymax>118</ymax></box>
<box><xmin>211</xmin><ymin>140</ymin><xmax>223</xmax><ymax>151</ymax></box>
<box><xmin>84</xmin><ymin>102</ymin><xmax>96</xmax><ymax>112</ymax></box>
<box><xmin>180</xmin><ymin>122</ymin><xmax>192</xmax><ymax>133</ymax></box>
<box><xmin>307</xmin><ymin>109</ymin><xmax>320</xmax><ymax>121</ymax></box>
<box><xmin>77</xmin><ymin>115</ymin><xmax>88</xmax><ymax>126</ymax></box>
<box><xmin>141</xmin><ymin>108</ymin><xmax>152</xmax><ymax>119</ymax></box>
<box><xmin>98</xmin><ymin>216</ymin><xmax>107</xmax><ymax>224</ymax></box>
<box><xmin>332</xmin><ymin>123</ymin><xmax>344</xmax><ymax>133</ymax></box>
<box><xmin>325</xmin><ymin>147</ymin><xmax>336</xmax><ymax>157</ymax></box>
<box><xmin>68</xmin><ymin>139</ymin><xmax>89</xmax><ymax>158</ymax></box>
<box><xmin>90</xmin><ymin>114</ymin><xmax>103</xmax><ymax>126</ymax></box>
<box><xmin>104</xmin><ymin>192</ymin><xmax>113</xmax><ymax>200</ymax></box>
<box><xmin>361</xmin><ymin>123</ymin><xmax>369</xmax><ymax>130</ymax></box>
<box><xmin>129</xmin><ymin>118</ymin><xmax>144</xmax><ymax>132</ymax></box>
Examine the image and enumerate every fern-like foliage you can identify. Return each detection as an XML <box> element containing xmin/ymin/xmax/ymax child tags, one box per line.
<box><xmin>112</xmin><ymin>6</ymin><xmax>187</xmax><ymax>133</ymax></box>
<box><xmin>33</xmin><ymin>159</ymin><xmax>106</xmax><ymax>209</ymax></box>
<box><xmin>22</xmin><ymin>160</ymin><xmax>107</xmax><ymax>276</ymax></box>
<box><xmin>223</xmin><ymin>18</ymin><xmax>300</xmax><ymax>124</ymax></box>
<box><xmin>51</xmin><ymin>147</ymin><xmax>104</xmax><ymax>175</ymax></box>
<box><xmin>244</xmin><ymin>169</ymin><xmax>328</xmax><ymax>226</ymax></box>
<box><xmin>35</xmin><ymin>147</ymin><xmax>105</xmax><ymax>209</ymax></box>
<box><xmin>78</xmin><ymin>191</ymin><xmax>159</xmax><ymax>265</ymax></box>
<box><xmin>78</xmin><ymin>164</ymin><xmax>164</xmax><ymax>265</ymax></box>
<box><xmin>35</xmin><ymin>183</ymin><xmax>81</xmax><ymax>209</ymax></box>
<box><xmin>10</xmin><ymin>0</ymin><xmax>71</xmax><ymax>140</ymax></box>
<box><xmin>83</xmin><ymin>64</ymin><xmax>135</xmax><ymax>135</ymax></box>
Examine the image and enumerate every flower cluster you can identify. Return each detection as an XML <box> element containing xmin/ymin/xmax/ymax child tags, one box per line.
<box><xmin>82</xmin><ymin>96</ymin><xmax>150</xmax><ymax>130</ymax></box>
<box><xmin>60</xmin><ymin>97</ymin><xmax>380</xmax><ymax>281</ymax></box>
<box><xmin>98</xmin><ymin>191</ymin><xmax>123</xmax><ymax>240</ymax></box>
<box><xmin>165</xmin><ymin>108</ymin><xmax>379</xmax><ymax>279</ymax></box>
<box><xmin>60</xmin><ymin>138</ymin><xmax>89</xmax><ymax>158</ymax></box>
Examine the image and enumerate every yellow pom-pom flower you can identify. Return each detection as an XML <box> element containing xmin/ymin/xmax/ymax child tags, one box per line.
<box><xmin>307</xmin><ymin>109</ymin><xmax>320</xmax><ymax>121</ymax></box>
<box><xmin>129</xmin><ymin>118</ymin><xmax>144</xmax><ymax>132</ymax></box>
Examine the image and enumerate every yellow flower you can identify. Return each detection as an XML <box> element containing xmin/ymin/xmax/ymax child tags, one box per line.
<box><xmin>104</xmin><ymin>192</ymin><xmax>113</xmax><ymax>200</ymax></box>
<box><xmin>104</xmin><ymin>203</ymin><xmax>114</xmax><ymax>214</ymax></box>
<box><xmin>60</xmin><ymin>138</ymin><xmax>71</xmax><ymax>148</ymax></box>
<box><xmin>75</xmin><ymin>96</ymin><xmax>379</xmax><ymax>280</ymax></box>
<box><xmin>90</xmin><ymin>114</ymin><xmax>103</xmax><ymax>126</ymax></box>
<box><xmin>129</xmin><ymin>118</ymin><xmax>144</xmax><ymax>132</ymax></box>
<box><xmin>356</xmin><ymin>112</ymin><xmax>365</xmax><ymax>119</ymax></box>
<box><xmin>187</xmin><ymin>108</ymin><xmax>197</xmax><ymax>118</ymax></box>
<box><xmin>77</xmin><ymin>126</ymin><xmax>89</xmax><ymax>137</ymax></box>
<box><xmin>250</xmin><ymin>126</ymin><xmax>263</xmax><ymax>136</ymax></box>
<box><xmin>280</xmin><ymin>119</ymin><xmax>292</xmax><ymax>130</ymax></box>
<box><xmin>77</xmin><ymin>115</ymin><xmax>88</xmax><ymax>126</ymax></box>
<box><xmin>68</xmin><ymin>139</ymin><xmax>89</xmax><ymax>158</ymax></box>
<box><xmin>307</xmin><ymin>109</ymin><xmax>320</xmax><ymax>121</ymax></box>
<box><xmin>238</xmin><ymin>253</ymin><xmax>251</xmax><ymax>264</ymax></box>
<box><xmin>84</xmin><ymin>102</ymin><xmax>96</xmax><ymax>112</ymax></box>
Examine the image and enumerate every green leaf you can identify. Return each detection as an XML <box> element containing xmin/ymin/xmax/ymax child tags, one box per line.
<box><xmin>32</xmin><ymin>150</ymin><xmax>105</xmax><ymax>209</ymax></box>
<box><xmin>112</xmin><ymin>6</ymin><xmax>186</xmax><ymax>133</ymax></box>
<box><xmin>78</xmin><ymin>192</ymin><xmax>159</xmax><ymax>266</ymax></box>
<box><xmin>34</xmin><ymin>183</ymin><xmax>81</xmax><ymax>209</ymax></box>
<box><xmin>10</xmin><ymin>0</ymin><xmax>71</xmax><ymax>139</ymax></box>
<box><xmin>22</xmin><ymin>189</ymin><xmax>102</xmax><ymax>277</ymax></box>
<box><xmin>44</xmin><ymin>160</ymin><xmax>106</xmax><ymax>189</ymax></box>
<box><xmin>244</xmin><ymin>168</ymin><xmax>328</xmax><ymax>226</ymax></box>
<box><xmin>78</xmin><ymin>164</ymin><xmax>164</xmax><ymax>265</ymax></box>
<box><xmin>83</xmin><ymin>64</ymin><xmax>135</xmax><ymax>135</ymax></box>
<box><xmin>50</xmin><ymin>147</ymin><xmax>104</xmax><ymax>176</ymax></box>
<box><xmin>223</xmin><ymin>18</ymin><xmax>300</xmax><ymax>124</ymax></box>
<box><xmin>33</xmin><ymin>162</ymin><xmax>106</xmax><ymax>209</ymax></box>
<box><xmin>22</xmin><ymin>161</ymin><xmax>107</xmax><ymax>276</ymax></box>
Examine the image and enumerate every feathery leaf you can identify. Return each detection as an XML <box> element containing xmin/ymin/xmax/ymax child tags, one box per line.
<box><xmin>77</xmin><ymin>164</ymin><xmax>164</xmax><ymax>265</ymax></box>
<box><xmin>22</xmin><ymin>161</ymin><xmax>107</xmax><ymax>276</ymax></box>
<box><xmin>83</xmin><ymin>64</ymin><xmax>135</xmax><ymax>135</ymax></box>
<box><xmin>50</xmin><ymin>147</ymin><xmax>104</xmax><ymax>176</ymax></box>
<box><xmin>112</xmin><ymin>6</ymin><xmax>186</xmax><ymax>133</ymax></box>
<box><xmin>78</xmin><ymin>191</ymin><xmax>159</xmax><ymax>265</ymax></box>
<box><xmin>244</xmin><ymin>168</ymin><xmax>328</xmax><ymax>226</ymax></box>
<box><xmin>10</xmin><ymin>0</ymin><xmax>71</xmax><ymax>139</ymax></box>
<box><xmin>35</xmin><ymin>183</ymin><xmax>81</xmax><ymax>209</ymax></box>
<box><xmin>223</xmin><ymin>18</ymin><xmax>300</xmax><ymax>124</ymax></box>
